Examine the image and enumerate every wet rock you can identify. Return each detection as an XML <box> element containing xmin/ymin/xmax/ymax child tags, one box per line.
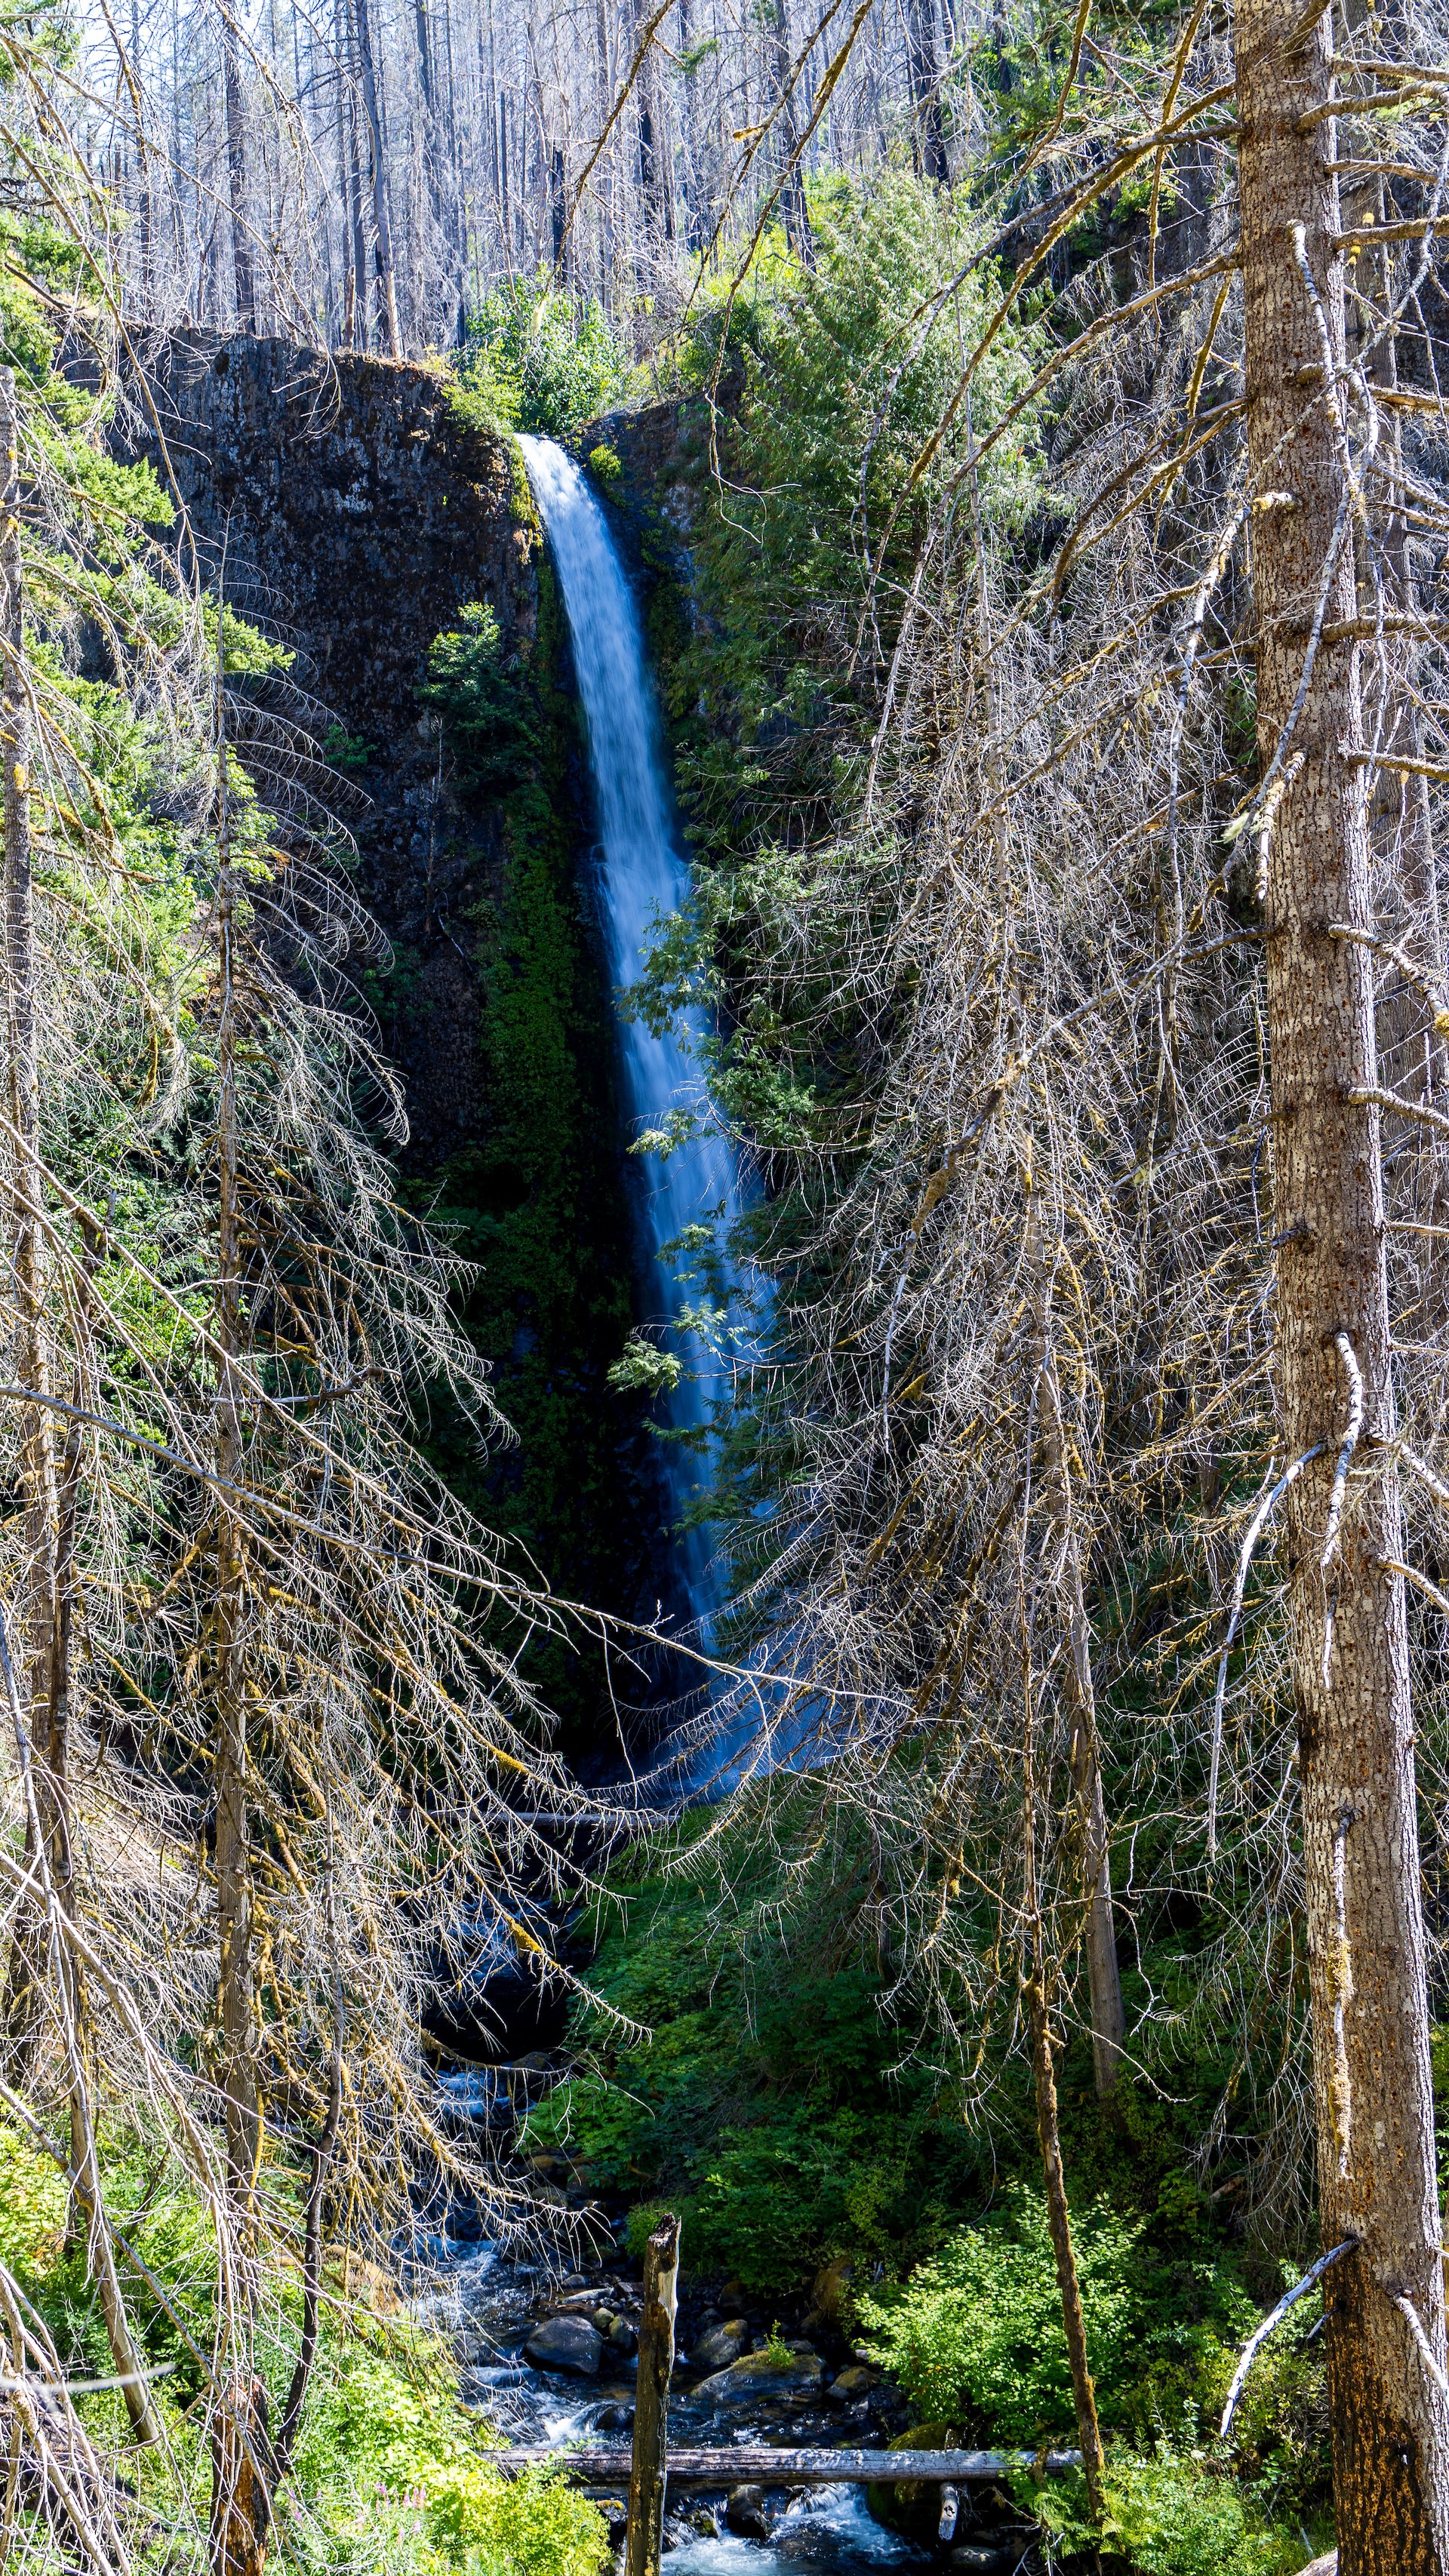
<box><xmin>866</xmin><ymin>2422</ymin><xmax>964</xmax><ymax>2540</ymax></box>
<box><xmin>801</xmin><ymin>2261</ymin><xmax>854</xmax><ymax>2341</ymax></box>
<box><xmin>725</xmin><ymin>2485</ymin><xmax>770</xmax><ymax>2541</ymax></box>
<box><xmin>524</xmin><ymin>2314</ymin><xmax>603</xmax><ymax>2376</ymax></box>
<box><xmin>824</xmin><ymin>2366</ymin><xmax>878</xmax><ymax>2401</ymax></box>
<box><xmin>946</xmin><ymin>2550</ymin><xmax>1012</xmax><ymax>2574</ymax></box>
<box><xmin>688</xmin><ymin>2318</ymin><xmax>750</xmax><ymax>2371</ymax></box>
<box><xmin>693</xmin><ymin>2349</ymin><xmax>826</xmax><ymax>2407</ymax></box>
<box><xmin>595</xmin><ymin>2401</ymin><xmax>634</xmax><ymax>2432</ymax></box>
<box><xmin>608</xmin><ymin>2315</ymin><xmax>638</xmax><ymax>2356</ymax></box>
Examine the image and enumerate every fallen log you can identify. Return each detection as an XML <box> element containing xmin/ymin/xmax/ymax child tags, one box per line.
<box><xmin>477</xmin><ymin>2446</ymin><xmax>1083</xmax><ymax>2485</ymax></box>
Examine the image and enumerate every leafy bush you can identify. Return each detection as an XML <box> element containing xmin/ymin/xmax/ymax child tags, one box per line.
<box><xmin>607</xmin><ymin>1331</ymin><xmax>682</xmax><ymax>1396</ymax></box>
<box><xmin>523</xmin><ymin>1856</ymin><xmax>986</xmax><ymax>2290</ymax></box>
<box><xmin>0</xmin><ymin>2125</ymin><xmax>606</xmax><ymax>2576</ymax></box>
<box><xmin>458</xmin><ymin>282</ymin><xmax>627</xmax><ymax>441</ymax></box>
<box><xmin>1019</xmin><ymin>2449</ymin><xmax>1304</xmax><ymax>2576</ymax></box>
<box><xmin>296</xmin><ymin>2342</ymin><xmax>609</xmax><ymax>2576</ymax></box>
<box><xmin>857</xmin><ymin>2183</ymin><xmax>1143</xmax><ymax>2441</ymax></box>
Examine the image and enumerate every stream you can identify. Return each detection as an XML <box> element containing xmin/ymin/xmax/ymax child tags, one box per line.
<box><xmin>413</xmin><ymin>2238</ymin><xmax>1043</xmax><ymax>2576</ymax></box>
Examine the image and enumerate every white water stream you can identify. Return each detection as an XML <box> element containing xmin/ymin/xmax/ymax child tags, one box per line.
<box><xmin>520</xmin><ymin>435</ymin><xmax>757</xmax><ymax>1649</ymax></box>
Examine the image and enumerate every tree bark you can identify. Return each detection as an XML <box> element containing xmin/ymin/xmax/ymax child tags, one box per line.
<box><xmin>765</xmin><ymin>0</ymin><xmax>812</xmax><ymax>266</ymax></box>
<box><xmin>208</xmin><ymin>616</ymin><xmax>268</xmax><ymax>2576</ymax></box>
<box><xmin>352</xmin><ymin>0</ymin><xmax>402</xmax><ymax>358</ymax></box>
<box><xmin>626</xmin><ymin>2214</ymin><xmax>679</xmax><ymax>2576</ymax></box>
<box><xmin>1039</xmin><ymin>1333</ymin><xmax>1124</xmax><ymax>2101</ymax></box>
<box><xmin>0</xmin><ymin>367</ymin><xmax>49</xmax><ymax>2086</ymax></box>
<box><xmin>1237</xmin><ymin>0</ymin><xmax>1449</xmax><ymax>2562</ymax></box>
<box><xmin>212</xmin><ymin>632</ymin><xmax>257</xmax><ymax>2220</ymax></box>
<box><xmin>905</xmin><ymin>0</ymin><xmax>948</xmax><ymax>184</ymax></box>
<box><xmin>1027</xmin><ymin>1973</ymin><xmax>1107</xmax><ymax>2529</ymax></box>
<box><xmin>221</xmin><ymin>16</ymin><xmax>256</xmax><ymax>330</ymax></box>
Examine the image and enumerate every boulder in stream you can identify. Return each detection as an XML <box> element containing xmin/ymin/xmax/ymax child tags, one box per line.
<box><xmin>689</xmin><ymin>2319</ymin><xmax>750</xmax><ymax>2371</ymax></box>
<box><xmin>691</xmin><ymin>2347</ymin><xmax>825</xmax><ymax>2406</ymax></box>
<box><xmin>524</xmin><ymin>2314</ymin><xmax>603</xmax><ymax>2376</ymax></box>
<box><xmin>826</xmin><ymin>2366</ymin><xmax>879</xmax><ymax>2398</ymax></box>
<box><xmin>724</xmin><ymin>2485</ymin><xmax>770</xmax><ymax>2541</ymax></box>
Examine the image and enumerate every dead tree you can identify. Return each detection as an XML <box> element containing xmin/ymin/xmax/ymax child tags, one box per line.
<box><xmin>1238</xmin><ymin>0</ymin><xmax>1449</xmax><ymax>2553</ymax></box>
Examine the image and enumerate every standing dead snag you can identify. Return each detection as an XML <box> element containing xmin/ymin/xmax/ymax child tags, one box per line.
<box><xmin>627</xmin><ymin>2212</ymin><xmax>680</xmax><ymax>2576</ymax></box>
<box><xmin>1038</xmin><ymin>1299</ymin><xmax>1124</xmax><ymax>2102</ymax></box>
<box><xmin>1022</xmin><ymin>1622</ymin><xmax>1106</xmax><ymax>2533</ymax></box>
<box><xmin>0</xmin><ymin>367</ymin><xmax>161</xmax><ymax>2451</ymax></box>
<box><xmin>1027</xmin><ymin>1973</ymin><xmax>1107</xmax><ymax>2531</ymax></box>
<box><xmin>0</xmin><ymin>363</ymin><xmax>57</xmax><ymax>2085</ymax></box>
<box><xmin>1238</xmin><ymin>0</ymin><xmax>1449</xmax><ymax>2557</ymax></box>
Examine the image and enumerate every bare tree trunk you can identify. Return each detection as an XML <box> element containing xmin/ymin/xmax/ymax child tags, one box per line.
<box><xmin>1039</xmin><ymin>1336</ymin><xmax>1124</xmax><ymax>2101</ymax></box>
<box><xmin>1027</xmin><ymin>1974</ymin><xmax>1107</xmax><ymax>2526</ymax></box>
<box><xmin>904</xmin><ymin>0</ymin><xmax>947</xmax><ymax>183</ymax></box>
<box><xmin>626</xmin><ymin>0</ymin><xmax>673</xmax><ymax>265</ymax></box>
<box><xmin>0</xmin><ymin>371</ymin><xmax>160</xmax><ymax>2453</ymax></box>
<box><xmin>352</xmin><ymin>0</ymin><xmax>402</xmax><ymax>356</ymax></box>
<box><xmin>0</xmin><ymin>368</ymin><xmax>57</xmax><ymax>2089</ymax></box>
<box><xmin>626</xmin><ymin>2214</ymin><xmax>679</xmax><ymax>2576</ymax></box>
<box><xmin>212</xmin><ymin>648</ymin><xmax>257</xmax><ymax>2221</ymax></box>
<box><xmin>1020</xmin><ymin>1634</ymin><xmax>1106</xmax><ymax>2531</ymax></box>
<box><xmin>765</xmin><ymin>0</ymin><xmax>811</xmax><ymax>266</ymax></box>
<box><xmin>210</xmin><ymin>2378</ymin><xmax>267</xmax><ymax>2576</ymax></box>
<box><xmin>1237</xmin><ymin>0</ymin><xmax>1449</xmax><ymax>2561</ymax></box>
<box><xmin>221</xmin><ymin>16</ymin><xmax>256</xmax><ymax>329</ymax></box>
<box><xmin>209</xmin><ymin>619</ymin><xmax>268</xmax><ymax>2576</ymax></box>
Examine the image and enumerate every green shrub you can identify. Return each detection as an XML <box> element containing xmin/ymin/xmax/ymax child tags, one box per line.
<box><xmin>294</xmin><ymin>2341</ymin><xmax>609</xmax><ymax>2576</ymax></box>
<box><xmin>1019</xmin><ymin>2449</ymin><xmax>1304</xmax><ymax>2576</ymax></box>
<box><xmin>625</xmin><ymin>2200</ymin><xmax>676</xmax><ymax>2258</ymax></box>
<box><xmin>421</xmin><ymin>604</ymin><xmax>542</xmax><ymax>792</ymax></box>
<box><xmin>458</xmin><ymin>283</ymin><xmax>627</xmax><ymax>441</ymax></box>
<box><xmin>523</xmin><ymin>1861</ymin><xmax>985</xmax><ymax>2291</ymax></box>
<box><xmin>857</xmin><ymin>2182</ymin><xmax>1142</xmax><ymax>2441</ymax></box>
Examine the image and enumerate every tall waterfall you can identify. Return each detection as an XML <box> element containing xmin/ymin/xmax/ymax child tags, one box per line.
<box><xmin>520</xmin><ymin>435</ymin><xmax>754</xmax><ymax>1646</ymax></box>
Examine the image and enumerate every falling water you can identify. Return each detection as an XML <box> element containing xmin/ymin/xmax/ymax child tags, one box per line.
<box><xmin>520</xmin><ymin>435</ymin><xmax>755</xmax><ymax>1646</ymax></box>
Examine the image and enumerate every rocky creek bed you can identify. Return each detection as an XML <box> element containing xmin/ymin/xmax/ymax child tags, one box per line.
<box><xmin>413</xmin><ymin>2242</ymin><xmax>1048</xmax><ymax>2576</ymax></box>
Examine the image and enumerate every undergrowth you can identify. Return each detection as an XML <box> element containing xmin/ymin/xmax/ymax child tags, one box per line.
<box><xmin>0</xmin><ymin>2122</ymin><xmax>608</xmax><ymax>2576</ymax></box>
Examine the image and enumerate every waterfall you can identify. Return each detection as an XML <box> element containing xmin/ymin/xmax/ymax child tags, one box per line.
<box><xmin>520</xmin><ymin>435</ymin><xmax>755</xmax><ymax>1647</ymax></box>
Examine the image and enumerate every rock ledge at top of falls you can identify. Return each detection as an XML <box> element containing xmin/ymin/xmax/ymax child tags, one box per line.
<box><xmin>691</xmin><ymin>2346</ymin><xmax>825</xmax><ymax>2406</ymax></box>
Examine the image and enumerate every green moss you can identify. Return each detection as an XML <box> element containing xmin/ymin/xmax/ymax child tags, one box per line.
<box><xmin>384</xmin><ymin>549</ymin><xmax>646</xmax><ymax>1741</ymax></box>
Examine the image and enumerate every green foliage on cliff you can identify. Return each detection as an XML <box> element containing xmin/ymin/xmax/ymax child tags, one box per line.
<box><xmin>410</xmin><ymin>560</ymin><xmax>643</xmax><ymax>1738</ymax></box>
<box><xmin>660</xmin><ymin>171</ymin><xmax>1048</xmax><ymax>864</ymax></box>
<box><xmin>458</xmin><ymin>280</ymin><xmax>627</xmax><ymax>440</ymax></box>
<box><xmin>422</xmin><ymin>602</ymin><xmax>543</xmax><ymax>789</ymax></box>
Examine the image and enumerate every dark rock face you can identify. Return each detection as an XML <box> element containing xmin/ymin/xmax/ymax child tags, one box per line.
<box><xmin>129</xmin><ymin>334</ymin><xmax>538</xmax><ymax>1162</ymax></box>
<box><xmin>724</xmin><ymin>2485</ymin><xmax>770</xmax><ymax>2540</ymax></box>
<box><xmin>523</xmin><ymin>2313</ymin><xmax>604</xmax><ymax>2377</ymax></box>
<box><xmin>123</xmin><ymin>336</ymin><xmax>668</xmax><ymax>1763</ymax></box>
